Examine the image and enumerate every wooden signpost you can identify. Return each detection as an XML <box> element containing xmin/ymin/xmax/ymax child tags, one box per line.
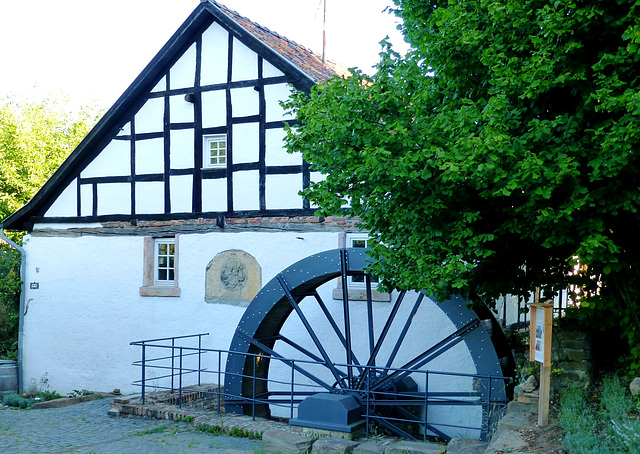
<box><xmin>529</xmin><ymin>301</ymin><xmax>553</xmax><ymax>427</ymax></box>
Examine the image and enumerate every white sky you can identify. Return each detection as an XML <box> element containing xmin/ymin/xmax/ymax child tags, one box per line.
<box><xmin>0</xmin><ymin>0</ymin><xmax>407</xmax><ymax>108</ymax></box>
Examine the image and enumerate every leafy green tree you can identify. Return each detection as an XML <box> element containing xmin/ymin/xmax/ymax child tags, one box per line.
<box><xmin>0</xmin><ymin>244</ymin><xmax>20</xmax><ymax>360</ymax></box>
<box><xmin>0</xmin><ymin>94</ymin><xmax>101</xmax><ymax>358</ymax></box>
<box><xmin>0</xmin><ymin>94</ymin><xmax>102</xmax><ymax>227</ymax></box>
<box><xmin>285</xmin><ymin>0</ymin><xmax>640</xmax><ymax>371</ymax></box>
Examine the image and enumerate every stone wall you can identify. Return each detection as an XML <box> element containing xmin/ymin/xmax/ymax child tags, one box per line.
<box><xmin>551</xmin><ymin>328</ymin><xmax>593</xmax><ymax>393</ymax></box>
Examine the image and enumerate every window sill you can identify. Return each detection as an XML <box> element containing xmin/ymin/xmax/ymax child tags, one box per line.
<box><xmin>332</xmin><ymin>287</ymin><xmax>390</xmax><ymax>302</ymax></box>
<box><xmin>139</xmin><ymin>286</ymin><xmax>181</xmax><ymax>297</ymax></box>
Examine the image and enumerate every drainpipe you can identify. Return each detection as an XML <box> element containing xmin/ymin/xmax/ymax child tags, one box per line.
<box><xmin>0</xmin><ymin>225</ymin><xmax>25</xmax><ymax>393</ymax></box>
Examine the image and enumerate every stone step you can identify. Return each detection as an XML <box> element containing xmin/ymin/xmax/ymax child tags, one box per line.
<box><xmin>445</xmin><ymin>438</ymin><xmax>488</xmax><ymax>454</ymax></box>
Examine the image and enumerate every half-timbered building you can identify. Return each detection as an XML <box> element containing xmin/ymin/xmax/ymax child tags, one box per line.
<box><xmin>3</xmin><ymin>2</ymin><xmax>511</xmax><ymax>440</ymax></box>
<box><xmin>3</xmin><ymin>0</ymin><xmax>357</xmax><ymax>394</ymax></box>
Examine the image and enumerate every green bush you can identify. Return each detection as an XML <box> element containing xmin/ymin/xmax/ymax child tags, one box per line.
<box><xmin>559</xmin><ymin>376</ymin><xmax>640</xmax><ymax>453</ymax></box>
<box><xmin>2</xmin><ymin>392</ymin><xmax>35</xmax><ymax>409</ymax></box>
<box><xmin>0</xmin><ymin>244</ymin><xmax>20</xmax><ymax>361</ymax></box>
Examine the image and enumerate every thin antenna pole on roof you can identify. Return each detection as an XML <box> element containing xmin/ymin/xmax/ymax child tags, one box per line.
<box><xmin>322</xmin><ymin>0</ymin><xmax>327</xmax><ymax>63</ymax></box>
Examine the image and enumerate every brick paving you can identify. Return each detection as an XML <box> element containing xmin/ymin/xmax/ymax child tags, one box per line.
<box><xmin>0</xmin><ymin>398</ymin><xmax>261</xmax><ymax>453</ymax></box>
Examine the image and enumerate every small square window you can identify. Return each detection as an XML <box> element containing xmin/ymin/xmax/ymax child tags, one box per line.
<box><xmin>348</xmin><ymin>235</ymin><xmax>379</xmax><ymax>287</ymax></box>
<box><xmin>204</xmin><ymin>134</ymin><xmax>227</xmax><ymax>168</ymax></box>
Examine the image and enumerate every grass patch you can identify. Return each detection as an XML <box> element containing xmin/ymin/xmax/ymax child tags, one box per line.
<box><xmin>229</xmin><ymin>427</ymin><xmax>262</xmax><ymax>440</ymax></box>
<box><xmin>195</xmin><ymin>424</ymin><xmax>262</xmax><ymax>440</ymax></box>
<box><xmin>196</xmin><ymin>424</ymin><xmax>224</xmax><ymax>435</ymax></box>
<box><xmin>559</xmin><ymin>376</ymin><xmax>640</xmax><ymax>453</ymax></box>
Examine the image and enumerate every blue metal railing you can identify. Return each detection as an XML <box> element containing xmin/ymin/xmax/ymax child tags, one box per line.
<box><xmin>130</xmin><ymin>333</ymin><xmax>508</xmax><ymax>441</ymax></box>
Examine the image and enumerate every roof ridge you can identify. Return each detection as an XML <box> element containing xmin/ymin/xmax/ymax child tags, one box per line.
<box><xmin>208</xmin><ymin>0</ymin><xmax>350</xmax><ymax>80</ymax></box>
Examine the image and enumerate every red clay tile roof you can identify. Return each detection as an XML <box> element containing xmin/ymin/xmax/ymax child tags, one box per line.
<box><xmin>210</xmin><ymin>1</ymin><xmax>350</xmax><ymax>82</ymax></box>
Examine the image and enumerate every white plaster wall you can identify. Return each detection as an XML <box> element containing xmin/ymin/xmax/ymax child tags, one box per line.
<box><xmin>80</xmin><ymin>185</ymin><xmax>93</xmax><ymax>217</ymax></box>
<box><xmin>44</xmin><ymin>180</ymin><xmax>77</xmax><ymax>218</ymax></box>
<box><xmin>135</xmin><ymin>98</ymin><xmax>164</xmax><ymax>134</ymax></box>
<box><xmin>135</xmin><ymin>138</ymin><xmax>165</xmax><ymax>175</ymax></box>
<box><xmin>20</xmin><ymin>230</ymin><xmax>341</xmax><ymax>395</ymax></box>
<box><xmin>201</xmin><ymin>23</ymin><xmax>228</xmax><ymax>86</ymax></box>
<box><xmin>151</xmin><ymin>76</ymin><xmax>167</xmax><ymax>94</ymax></box>
<box><xmin>231</xmin><ymin>38</ymin><xmax>258</xmax><ymax>82</ymax></box>
<box><xmin>170</xmin><ymin>175</ymin><xmax>193</xmax><ymax>213</ymax></box>
<box><xmin>265</xmin><ymin>83</ymin><xmax>295</xmax><ymax>122</ymax></box>
<box><xmin>81</xmin><ymin>140</ymin><xmax>130</xmax><ymax>179</ymax></box>
<box><xmin>169</xmin><ymin>94</ymin><xmax>194</xmax><ymax>124</ymax></box>
<box><xmin>263</xmin><ymin>60</ymin><xmax>284</xmax><ymax>78</ymax></box>
<box><xmin>135</xmin><ymin>182</ymin><xmax>165</xmax><ymax>214</ymax></box>
<box><xmin>233</xmin><ymin>123</ymin><xmax>259</xmax><ymax>164</ymax></box>
<box><xmin>266</xmin><ymin>129</ymin><xmax>301</xmax><ymax>166</ymax></box>
<box><xmin>170</xmin><ymin>42</ymin><xmax>197</xmax><ymax>90</ymax></box>
<box><xmin>170</xmin><ymin>129</ymin><xmax>195</xmax><ymax>169</ymax></box>
<box><xmin>202</xmin><ymin>90</ymin><xmax>227</xmax><ymax>128</ymax></box>
<box><xmin>231</xmin><ymin>87</ymin><xmax>259</xmax><ymax>118</ymax></box>
<box><xmin>232</xmin><ymin>170</ymin><xmax>259</xmax><ymax>211</ymax></box>
<box><xmin>117</xmin><ymin>121</ymin><xmax>131</xmax><ymax>137</ymax></box>
<box><xmin>266</xmin><ymin>174</ymin><xmax>303</xmax><ymax>210</ymax></box>
<box><xmin>96</xmin><ymin>183</ymin><xmax>130</xmax><ymax>215</ymax></box>
<box><xmin>202</xmin><ymin>178</ymin><xmax>227</xmax><ymax>212</ymax></box>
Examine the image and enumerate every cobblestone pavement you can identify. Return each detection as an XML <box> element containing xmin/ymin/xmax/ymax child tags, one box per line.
<box><xmin>0</xmin><ymin>398</ymin><xmax>262</xmax><ymax>453</ymax></box>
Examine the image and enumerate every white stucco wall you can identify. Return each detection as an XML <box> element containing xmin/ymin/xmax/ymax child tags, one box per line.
<box><xmin>20</xmin><ymin>230</ymin><xmax>341</xmax><ymax>395</ymax></box>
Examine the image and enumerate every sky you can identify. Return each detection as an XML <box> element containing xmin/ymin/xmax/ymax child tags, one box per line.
<box><xmin>0</xmin><ymin>0</ymin><xmax>408</xmax><ymax>108</ymax></box>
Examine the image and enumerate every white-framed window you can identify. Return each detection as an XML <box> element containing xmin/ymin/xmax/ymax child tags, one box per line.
<box><xmin>154</xmin><ymin>238</ymin><xmax>176</xmax><ymax>285</ymax></box>
<box><xmin>204</xmin><ymin>134</ymin><xmax>227</xmax><ymax>168</ymax></box>
<box><xmin>348</xmin><ymin>234</ymin><xmax>379</xmax><ymax>287</ymax></box>
<box><xmin>332</xmin><ymin>232</ymin><xmax>389</xmax><ymax>302</ymax></box>
<box><xmin>140</xmin><ymin>236</ymin><xmax>180</xmax><ymax>297</ymax></box>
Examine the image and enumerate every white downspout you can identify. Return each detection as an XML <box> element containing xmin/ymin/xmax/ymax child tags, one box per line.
<box><xmin>0</xmin><ymin>226</ymin><xmax>26</xmax><ymax>393</ymax></box>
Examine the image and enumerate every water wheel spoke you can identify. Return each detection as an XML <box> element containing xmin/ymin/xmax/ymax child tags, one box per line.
<box><xmin>311</xmin><ymin>291</ymin><xmax>364</xmax><ymax>374</ymax></box>
<box><xmin>370</xmin><ymin>319</ymin><xmax>481</xmax><ymax>392</ymax></box>
<box><xmin>366</xmin><ymin>275</ymin><xmax>375</xmax><ymax>358</ymax></box>
<box><xmin>339</xmin><ymin>249</ymin><xmax>354</xmax><ymax>385</ymax></box>
<box><xmin>236</xmin><ymin>329</ymin><xmax>334</xmax><ymax>391</ymax></box>
<box><xmin>367</xmin><ymin>412</ymin><xmax>417</xmax><ymax>440</ymax></box>
<box><xmin>383</xmin><ymin>293</ymin><xmax>425</xmax><ymax>369</ymax></box>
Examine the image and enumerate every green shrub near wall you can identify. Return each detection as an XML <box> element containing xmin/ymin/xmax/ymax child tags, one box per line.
<box><xmin>0</xmin><ymin>243</ymin><xmax>20</xmax><ymax>360</ymax></box>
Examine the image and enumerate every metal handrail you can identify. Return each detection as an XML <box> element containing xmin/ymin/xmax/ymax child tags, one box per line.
<box><xmin>131</xmin><ymin>333</ymin><xmax>509</xmax><ymax>441</ymax></box>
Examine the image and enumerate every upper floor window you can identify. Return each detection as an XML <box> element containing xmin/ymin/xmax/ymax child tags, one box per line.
<box><xmin>204</xmin><ymin>134</ymin><xmax>227</xmax><ymax>168</ymax></box>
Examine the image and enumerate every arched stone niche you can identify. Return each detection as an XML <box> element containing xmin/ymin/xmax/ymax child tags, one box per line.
<box><xmin>205</xmin><ymin>250</ymin><xmax>261</xmax><ymax>306</ymax></box>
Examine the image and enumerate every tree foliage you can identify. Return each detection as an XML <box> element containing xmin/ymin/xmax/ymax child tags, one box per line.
<box><xmin>0</xmin><ymin>244</ymin><xmax>20</xmax><ymax>360</ymax></box>
<box><xmin>0</xmin><ymin>94</ymin><xmax>102</xmax><ymax>226</ymax></box>
<box><xmin>284</xmin><ymin>0</ymin><xmax>640</xmax><ymax>371</ymax></box>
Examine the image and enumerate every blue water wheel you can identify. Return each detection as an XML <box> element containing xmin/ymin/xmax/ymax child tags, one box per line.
<box><xmin>224</xmin><ymin>248</ymin><xmax>514</xmax><ymax>441</ymax></box>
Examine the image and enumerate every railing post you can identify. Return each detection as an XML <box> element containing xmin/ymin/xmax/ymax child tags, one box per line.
<box><xmin>141</xmin><ymin>343</ymin><xmax>146</xmax><ymax>405</ymax></box>
<box><xmin>178</xmin><ymin>347</ymin><xmax>183</xmax><ymax>409</ymax></box>
<box><xmin>366</xmin><ymin>365</ymin><xmax>371</xmax><ymax>438</ymax></box>
<box><xmin>198</xmin><ymin>334</ymin><xmax>203</xmax><ymax>386</ymax></box>
<box><xmin>171</xmin><ymin>338</ymin><xmax>175</xmax><ymax>392</ymax></box>
<box><xmin>290</xmin><ymin>359</ymin><xmax>295</xmax><ymax>420</ymax></box>
<box><xmin>252</xmin><ymin>355</ymin><xmax>257</xmax><ymax>421</ymax></box>
<box><xmin>424</xmin><ymin>371</ymin><xmax>428</xmax><ymax>442</ymax></box>
<box><xmin>217</xmin><ymin>350</ymin><xmax>222</xmax><ymax>414</ymax></box>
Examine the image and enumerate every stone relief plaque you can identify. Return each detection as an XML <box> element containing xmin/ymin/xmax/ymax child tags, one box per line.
<box><xmin>205</xmin><ymin>250</ymin><xmax>260</xmax><ymax>306</ymax></box>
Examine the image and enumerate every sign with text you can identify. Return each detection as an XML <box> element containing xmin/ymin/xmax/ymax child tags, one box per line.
<box><xmin>529</xmin><ymin>302</ymin><xmax>553</xmax><ymax>367</ymax></box>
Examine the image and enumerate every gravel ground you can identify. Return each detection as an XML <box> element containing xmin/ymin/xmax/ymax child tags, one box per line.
<box><xmin>0</xmin><ymin>398</ymin><xmax>261</xmax><ymax>453</ymax></box>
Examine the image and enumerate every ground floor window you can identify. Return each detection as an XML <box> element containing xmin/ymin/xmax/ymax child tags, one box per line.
<box><xmin>140</xmin><ymin>236</ymin><xmax>180</xmax><ymax>297</ymax></box>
